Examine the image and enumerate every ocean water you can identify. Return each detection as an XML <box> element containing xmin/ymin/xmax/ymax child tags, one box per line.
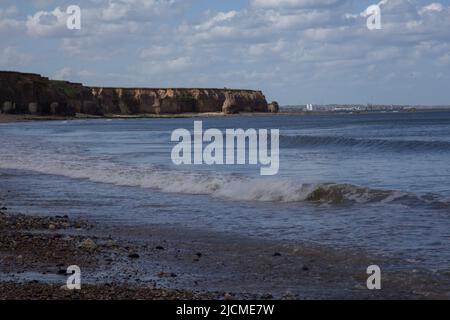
<box><xmin>1</xmin><ymin>112</ymin><xmax>450</xmax><ymax>271</ymax></box>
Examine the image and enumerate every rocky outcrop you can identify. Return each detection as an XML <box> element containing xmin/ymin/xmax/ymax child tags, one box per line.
<box><xmin>0</xmin><ymin>71</ymin><xmax>277</xmax><ymax>116</ymax></box>
<box><xmin>268</xmin><ymin>101</ymin><xmax>280</xmax><ymax>113</ymax></box>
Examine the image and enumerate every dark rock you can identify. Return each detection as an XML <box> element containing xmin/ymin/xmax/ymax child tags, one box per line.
<box><xmin>302</xmin><ymin>266</ymin><xmax>310</xmax><ymax>271</ymax></box>
<box><xmin>273</xmin><ymin>252</ymin><xmax>282</xmax><ymax>257</ymax></box>
<box><xmin>82</xmin><ymin>101</ymin><xmax>103</xmax><ymax>116</ymax></box>
<box><xmin>155</xmin><ymin>246</ymin><xmax>165</xmax><ymax>251</ymax></box>
<box><xmin>128</xmin><ymin>253</ymin><xmax>140</xmax><ymax>259</ymax></box>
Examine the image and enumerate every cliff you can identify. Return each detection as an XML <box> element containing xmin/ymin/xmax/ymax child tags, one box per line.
<box><xmin>0</xmin><ymin>71</ymin><xmax>278</xmax><ymax>116</ymax></box>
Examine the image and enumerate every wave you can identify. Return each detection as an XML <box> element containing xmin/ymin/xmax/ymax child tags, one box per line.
<box><xmin>0</xmin><ymin>135</ymin><xmax>448</xmax><ymax>208</ymax></box>
<box><xmin>281</xmin><ymin>135</ymin><xmax>450</xmax><ymax>152</ymax></box>
<box><xmin>1</xmin><ymin>151</ymin><xmax>449</xmax><ymax>208</ymax></box>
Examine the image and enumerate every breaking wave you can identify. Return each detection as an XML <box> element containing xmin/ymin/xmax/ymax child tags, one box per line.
<box><xmin>0</xmin><ymin>132</ymin><xmax>449</xmax><ymax>209</ymax></box>
<box><xmin>0</xmin><ymin>145</ymin><xmax>448</xmax><ymax>208</ymax></box>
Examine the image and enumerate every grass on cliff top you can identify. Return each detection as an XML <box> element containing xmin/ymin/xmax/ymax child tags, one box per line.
<box><xmin>49</xmin><ymin>80</ymin><xmax>78</xmax><ymax>99</ymax></box>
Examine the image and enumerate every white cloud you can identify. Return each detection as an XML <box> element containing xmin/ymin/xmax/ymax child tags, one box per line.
<box><xmin>419</xmin><ymin>3</ymin><xmax>445</xmax><ymax>14</ymax></box>
<box><xmin>251</xmin><ymin>0</ymin><xmax>344</xmax><ymax>9</ymax></box>
<box><xmin>26</xmin><ymin>7</ymin><xmax>70</xmax><ymax>37</ymax></box>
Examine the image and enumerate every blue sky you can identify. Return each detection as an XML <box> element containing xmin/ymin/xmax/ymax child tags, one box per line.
<box><xmin>1</xmin><ymin>0</ymin><xmax>450</xmax><ymax>105</ymax></box>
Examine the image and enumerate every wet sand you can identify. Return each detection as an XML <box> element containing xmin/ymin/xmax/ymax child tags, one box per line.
<box><xmin>1</xmin><ymin>210</ymin><xmax>449</xmax><ymax>300</ymax></box>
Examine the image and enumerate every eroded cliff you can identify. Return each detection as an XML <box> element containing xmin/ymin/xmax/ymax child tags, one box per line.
<box><xmin>0</xmin><ymin>71</ymin><xmax>277</xmax><ymax>116</ymax></box>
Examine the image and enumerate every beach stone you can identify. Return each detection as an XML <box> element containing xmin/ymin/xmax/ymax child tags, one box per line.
<box><xmin>128</xmin><ymin>253</ymin><xmax>140</xmax><ymax>259</ymax></box>
<box><xmin>79</xmin><ymin>238</ymin><xmax>97</xmax><ymax>250</ymax></box>
<box><xmin>155</xmin><ymin>246</ymin><xmax>165</xmax><ymax>250</ymax></box>
<box><xmin>48</xmin><ymin>224</ymin><xmax>56</xmax><ymax>230</ymax></box>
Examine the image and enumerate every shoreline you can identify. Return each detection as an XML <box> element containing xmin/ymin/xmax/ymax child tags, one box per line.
<box><xmin>0</xmin><ymin>112</ymin><xmax>279</xmax><ymax>124</ymax></box>
<box><xmin>1</xmin><ymin>210</ymin><xmax>449</xmax><ymax>300</ymax></box>
<box><xmin>2</xmin><ymin>109</ymin><xmax>450</xmax><ymax>124</ymax></box>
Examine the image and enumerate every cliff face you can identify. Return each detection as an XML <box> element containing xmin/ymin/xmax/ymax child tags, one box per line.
<box><xmin>0</xmin><ymin>71</ymin><xmax>277</xmax><ymax>116</ymax></box>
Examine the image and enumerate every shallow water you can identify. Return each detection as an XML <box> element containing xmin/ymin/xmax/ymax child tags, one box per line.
<box><xmin>1</xmin><ymin>112</ymin><xmax>450</xmax><ymax>271</ymax></box>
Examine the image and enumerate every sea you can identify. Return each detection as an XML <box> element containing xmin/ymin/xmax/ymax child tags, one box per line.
<box><xmin>1</xmin><ymin>111</ymin><xmax>450</xmax><ymax>271</ymax></box>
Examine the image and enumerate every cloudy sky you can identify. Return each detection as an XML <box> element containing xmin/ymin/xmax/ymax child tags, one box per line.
<box><xmin>1</xmin><ymin>0</ymin><xmax>449</xmax><ymax>105</ymax></box>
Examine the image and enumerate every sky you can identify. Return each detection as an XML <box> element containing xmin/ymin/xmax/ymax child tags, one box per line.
<box><xmin>1</xmin><ymin>0</ymin><xmax>450</xmax><ymax>105</ymax></box>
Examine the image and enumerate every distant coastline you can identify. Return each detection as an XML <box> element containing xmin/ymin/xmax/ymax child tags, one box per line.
<box><xmin>0</xmin><ymin>71</ymin><xmax>279</xmax><ymax>118</ymax></box>
<box><xmin>282</xmin><ymin>104</ymin><xmax>450</xmax><ymax>114</ymax></box>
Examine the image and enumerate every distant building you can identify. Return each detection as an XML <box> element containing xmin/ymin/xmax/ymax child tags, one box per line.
<box><xmin>306</xmin><ymin>104</ymin><xmax>313</xmax><ymax>111</ymax></box>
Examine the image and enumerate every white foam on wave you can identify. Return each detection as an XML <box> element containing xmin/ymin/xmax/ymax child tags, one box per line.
<box><xmin>0</xmin><ymin>156</ymin><xmax>317</xmax><ymax>203</ymax></box>
<box><xmin>0</xmin><ymin>136</ymin><xmax>323</xmax><ymax>202</ymax></box>
<box><xmin>0</xmin><ymin>136</ymin><xmax>415</xmax><ymax>205</ymax></box>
